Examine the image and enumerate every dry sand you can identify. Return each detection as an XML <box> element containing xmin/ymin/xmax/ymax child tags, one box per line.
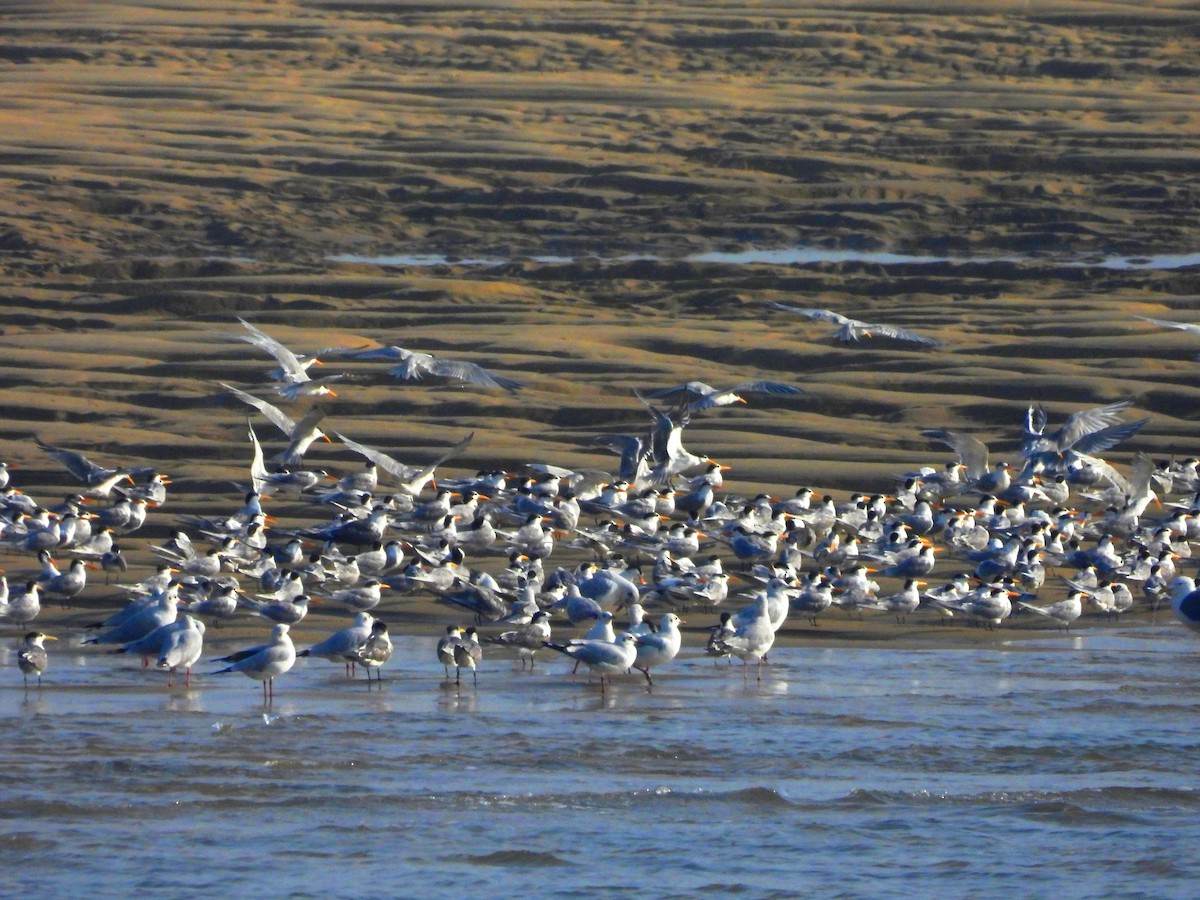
<box><xmin>1</xmin><ymin>1</ymin><xmax>1200</xmax><ymax>648</ymax></box>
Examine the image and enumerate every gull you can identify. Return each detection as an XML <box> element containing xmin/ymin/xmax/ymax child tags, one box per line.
<box><xmin>864</xmin><ymin>578</ymin><xmax>925</xmax><ymax>624</ymax></box>
<box><xmin>436</xmin><ymin>625</ymin><xmax>463</xmax><ymax>678</ymax></box>
<box><xmin>322</xmin><ymin>579</ymin><xmax>386</xmax><ymax>612</ymax></box>
<box><xmin>221</xmin><ymin>383</ymin><xmax>329</xmax><ymax>467</ymax></box>
<box><xmin>1021</xmin><ymin>399</ymin><xmax>1147</xmax><ymax>476</ymax></box>
<box><xmin>632</xmin><ymin>613</ymin><xmax>684</xmax><ymax>686</ymax></box>
<box><xmin>230</xmin><ymin>317</ymin><xmax>321</xmax><ymax>384</ymax></box>
<box><xmin>705</xmin><ymin>612</ymin><xmax>735</xmax><ymax>664</ymax></box>
<box><xmin>40</xmin><ymin>556</ymin><xmax>91</xmax><ymax>607</ymax></box>
<box><xmin>16</xmin><ymin>631</ymin><xmax>56</xmax><ymax>687</ymax></box>
<box><xmin>298</xmin><ymin>612</ymin><xmax>376</xmax><ymax>677</ymax></box>
<box><xmin>711</xmin><ymin>591</ymin><xmax>775</xmax><ymax>678</ymax></box>
<box><xmin>1</xmin><ymin>582</ymin><xmax>42</xmax><ymax>627</ymax></box>
<box><xmin>323</xmin><ymin>343</ymin><xmax>523</xmax><ymax>392</ymax></box>
<box><xmin>643</xmin><ymin>380</ymin><xmax>804</xmax><ymax>413</ymax></box>
<box><xmin>920</xmin><ymin>429</ymin><xmax>991</xmax><ymax>483</ymax></box>
<box><xmin>1168</xmin><ymin>576</ymin><xmax>1200</xmax><ymax>631</ymax></box>
<box><xmin>239</xmin><ymin>593</ymin><xmax>315</xmax><ymax>626</ymax></box>
<box><xmin>183</xmin><ymin>581</ymin><xmax>241</xmax><ymax>627</ymax></box>
<box><xmin>544</xmin><ymin>632</ymin><xmax>638</xmax><ymax>692</ymax></box>
<box><xmin>1018</xmin><ymin>591</ymin><xmax>1085</xmax><ymax>631</ymax></box>
<box><xmin>334</xmin><ymin>431</ymin><xmax>473</xmax><ymax>497</ymax></box>
<box><xmin>1135</xmin><ymin>315</ymin><xmax>1200</xmax><ymax>359</ymax></box>
<box><xmin>768</xmin><ymin>303</ymin><xmax>943</xmax><ymax>346</ymax></box>
<box><xmin>155</xmin><ymin>615</ymin><xmax>206</xmax><ymax>686</ymax></box>
<box><xmin>485</xmin><ymin>610</ymin><xmax>552</xmax><ymax>670</ymax></box>
<box><xmin>35</xmin><ymin>438</ymin><xmax>155</xmax><ymax>486</ymax></box>
<box><xmin>84</xmin><ymin>589</ymin><xmax>178</xmax><ymax>646</ymax></box>
<box><xmin>453</xmin><ymin>625</ymin><xmax>483</xmax><ymax>685</ymax></box>
<box><xmin>212</xmin><ymin>622</ymin><xmax>297</xmax><ymax>701</ymax></box>
<box><xmin>347</xmin><ymin>619</ymin><xmax>393</xmax><ymax>686</ymax></box>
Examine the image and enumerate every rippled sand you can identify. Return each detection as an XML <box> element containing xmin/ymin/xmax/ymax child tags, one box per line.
<box><xmin>3</xmin><ymin>2</ymin><xmax>1200</xmax><ymax>892</ymax></box>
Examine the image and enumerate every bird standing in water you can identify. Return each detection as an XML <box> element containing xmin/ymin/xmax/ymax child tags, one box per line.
<box><xmin>17</xmin><ymin>631</ymin><xmax>56</xmax><ymax>687</ymax></box>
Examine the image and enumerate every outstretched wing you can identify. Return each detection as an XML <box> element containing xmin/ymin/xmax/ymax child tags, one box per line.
<box><xmin>860</xmin><ymin>321</ymin><xmax>943</xmax><ymax>346</ymax></box>
<box><xmin>920</xmin><ymin>429</ymin><xmax>990</xmax><ymax>481</ymax></box>
<box><xmin>247</xmin><ymin>421</ymin><xmax>268</xmax><ymax>494</ymax></box>
<box><xmin>1135</xmin><ymin>315</ymin><xmax>1200</xmax><ymax>336</ymax></box>
<box><xmin>235</xmin><ymin>318</ymin><xmax>310</xmax><ymax>382</ymax></box>
<box><xmin>767</xmin><ymin>303</ymin><xmax>851</xmax><ymax>325</ymax></box>
<box><xmin>423</xmin><ymin>357</ymin><xmax>523</xmax><ymax>392</ymax></box>
<box><xmin>320</xmin><ymin>344</ymin><xmax>409</xmax><ymax>361</ymax></box>
<box><xmin>730</xmin><ymin>380</ymin><xmax>805</xmax><ymax>398</ymax></box>
<box><xmin>220</xmin><ymin>383</ymin><xmax>297</xmax><ymax>437</ymax></box>
<box><xmin>1050</xmin><ymin>400</ymin><xmax>1135</xmax><ymax>454</ymax></box>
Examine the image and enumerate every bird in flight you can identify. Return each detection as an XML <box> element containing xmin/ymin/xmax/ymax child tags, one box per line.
<box><xmin>768</xmin><ymin>303</ymin><xmax>943</xmax><ymax>346</ymax></box>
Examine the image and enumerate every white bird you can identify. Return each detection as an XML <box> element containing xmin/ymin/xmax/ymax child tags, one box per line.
<box><xmin>1168</xmin><ymin>576</ymin><xmax>1200</xmax><ymax>631</ymax></box>
<box><xmin>325</xmin><ymin>344</ymin><xmax>523</xmax><ymax>392</ymax></box>
<box><xmin>156</xmin><ymin>615</ymin><xmax>206</xmax><ymax>686</ymax></box>
<box><xmin>632</xmin><ymin>613</ymin><xmax>684</xmax><ymax>685</ymax></box>
<box><xmin>544</xmin><ymin>632</ymin><xmax>639</xmax><ymax>692</ymax></box>
<box><xmin>768</xmin><ymin>303</ymin><xmax>943</xmax><ymax>346</ymax></box>
<box><xmin>485</xmin><ymin>610</ymin><xmax>552</xmax><ymax>670</ymax></box>
<box><xmin>1136</xmin><ymin>315</ymin><xmax>1200</xmax><ymax>360</ymax></box>
<box><xmin>1</xmin><ymin>582</ymin><xmax>42</xmax><ymax>627</ymax></box>
<box><xmin>437</xmin><ymin>626</ymin><xmax>463</xmax><ymax>678</ymax></box>
<box><xmin>346</xmin><ymin>619</ymin><xmax>393</xmax><ymax>685</ymax></box>
<box><xmin>84</xmin><ymin>589</ymin><xmax>178</xmax><ymax>647</ymax></box>
<box><xmin>643</xmin><ymin>380</ymin><xmax>804</xmax><ymax>413</ymax></box>
<box><xmin>221</xmin><ymin>383</ymin><xmax>330</xmax><ymax>467</ymax></box>
<box><xmin>212</xmin><ymin>623</ymin><xmax>297</xmax><ymax>701</ymax></box>
<box><xmin>453</xmin><ymin>626</ymin><xmax>483</xmax><ymax>685</ymax></box>
<box><xmin>298</xmin><ymin>612</ymin><xmax>376</xmax><ymax>677</ymax></box>
<box><xmin>333</xmin><ymin>431</ymin><xmax>473</xmax><ymax>497</ymax></box>
<box><xmin>231</xmin><ymin>317</ymin><xmax>322</xmax><ymax>385</ymax></box>
<box><xmin>1018</xmin><ymin>592</ymin><xmax>1084</xmax><ymax>630</ymax></box>
<box><xmin>16</xmin><ymin>631</ymin><xmax>56</xmax><ymax>687</ymax></box>
<box><xmin>711</xmin><ymin>591</ymin><xmax>775</xmax><ymax>678</ymax></box>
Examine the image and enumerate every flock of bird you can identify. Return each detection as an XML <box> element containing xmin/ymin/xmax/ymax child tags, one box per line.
<box><xmin>6</xmin><ymin>311</ymin><xmax>1200</xmax><ymax>700</ymax></box>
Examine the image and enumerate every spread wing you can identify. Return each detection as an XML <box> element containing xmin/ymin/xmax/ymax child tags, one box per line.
<box><xmin>920</xmin><ymin>429</ymin><xmax>990</xmax><ymax>481</ymax></box>
<box><xmin>767</xmin><ymin>303</ymin><xmax>851</xmax><ymax>325</ymax></box>
<box><xmin>221</xmin><ymin>383</ymin><xmax>297</xmax><ymax>437</ymax></box>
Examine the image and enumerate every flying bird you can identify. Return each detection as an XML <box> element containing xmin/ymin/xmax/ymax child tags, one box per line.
<box><xmin>1135</xmin><ymin>315</ymin><xmax>1200</xmax><ymax>359</ymax></box>
<box><xmin>322</xmin><ymin>344</ymin><xmax>523</xmax><ymax>392</ymax></box>
<box><xmin>768</xmin><ymin>303</ymin><xmax>943</xmax><ymax>346</ymax></box>
<box><xmin>642</xmin><ymin>380</ymin><xmax>804</xmax><ymax>412</ymax></box>
<box><xmin>220</xmin><ymin>383</ymin><xmax>329</xmax><ymax>467</ymax></box>
<box><xmin>334</xmin><ymin>431</ymin><xmax>473</xmax><ymax>496</ymax></box>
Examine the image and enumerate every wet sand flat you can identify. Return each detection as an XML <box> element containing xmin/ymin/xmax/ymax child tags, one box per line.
<box><xmin>0</xmin><ymin>2</ymin><xmax>1199</xmax><ymax>641</ymax></box>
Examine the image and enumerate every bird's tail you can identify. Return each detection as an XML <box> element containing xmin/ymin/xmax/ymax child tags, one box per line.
<box><xmin>1016</xmin><ymin>601</ymin><xmax>1052</xmax><ymax>616</ymax></box>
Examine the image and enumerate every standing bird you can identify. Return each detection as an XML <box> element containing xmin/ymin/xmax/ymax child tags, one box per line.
<box><xmin>156</xmin><ymin>616</ymin><xmax>206</xmax><ymax>687</ymax></box>
<box><xmin>299</xmin><ymin>612</ymin><xmax>375</xmax><ymax>677</ymax></box>
<box><xmin>2</xmin><ymin>582</ymin><xmax>42</xmax><ymax>627</ymax></box>
<box><xmin>212</xmin><ymin>623</ymin><xmax>297</xmax><ymax>702</ymax></box>
<box><xmin>436</xmin><ymin>626</ymin><xmax>462</xmax><ymax>678</ymax></box>
<box><xmin>453</xmin><ymin>626</ymin><xmax>483</xmax><ymax>686</ymax></box>
<box><xmin>16</xmin><ymin>631</ymin><xmax>56</xmax><ymax>687</ymax></box>
<box><xmin>632</xmin><ymin>613</ymin><xmax>684</xmax><ymax>686</ymax></box>
<box><xmin>346</xmin><ymin>619</ymin><xmax>393</xmax><ymax>686</ymax></box>
<box><xmin>543</xmin><ymin>632</ymin><xmax>639</xmax><ymax>693</ymax></box>
<box><xmin>485</xmin><ymin>610</ymin><xmax>552</xmax><ymax>670</ymax></box>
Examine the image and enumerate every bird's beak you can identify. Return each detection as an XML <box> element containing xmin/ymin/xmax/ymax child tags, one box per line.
<box><xmin>43</xmin><ymin>635</ymin><xmax>58</xmax><ymax>641</ymax></box>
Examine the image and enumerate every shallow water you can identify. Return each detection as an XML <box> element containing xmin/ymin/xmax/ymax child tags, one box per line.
<box><xmin>328</xmin><ymin>247</ymin><xmax>1200</xmax><ymax>271</ymax></box>
<box><xmin>3</xmin><ymin>625</ymin><xmax>1200</xmax><ymax>897</ymax></box>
